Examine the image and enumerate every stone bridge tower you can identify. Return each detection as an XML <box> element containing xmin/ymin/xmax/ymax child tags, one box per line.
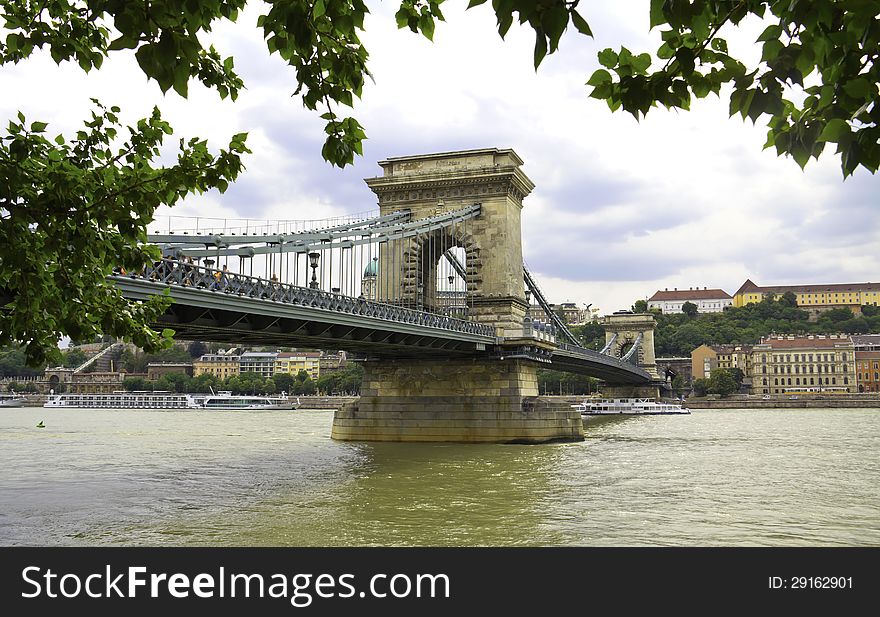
<box><xmin>365</xmin><ymin>148</ymin><xmax>533</xmax><ymax>335</ymax></box>
<box><xmin>331</xmin><ymin>149</ymin><xmax>584</xmax><ymax>444</ymax></box>
<box><xmin>601</xmin><ymin>312</ymin><xmax>661</xmax><ymax>397</ymax></box>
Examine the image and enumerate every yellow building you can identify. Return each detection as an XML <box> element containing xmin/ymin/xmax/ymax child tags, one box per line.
<box><xmin>750</xmin><ymin>335</ymin><xmax>856</xmax><ymax>395</ymax></box>
<box><xmin>193</xmin><ymin>354</ymin><xmax>240</xmax><ymax>379</ymax></box>
<box><xmin>275</xmin><ymin>352</ymin><xmax>321</xmax><ymax>381</ymax></box>
<box><xmin>691</xmin><ymin>344</ymin><xmax>719</xmax><ymax>380</ymax></box>
<box><xmin>691</xmin><ymin>344</ymin><xmax>753</xmax><ymax>387</ymax></box>
<box><xmin>733</xmin><ymin>279</ymin><xmax>880</xmax><ymax>312</ymax></box>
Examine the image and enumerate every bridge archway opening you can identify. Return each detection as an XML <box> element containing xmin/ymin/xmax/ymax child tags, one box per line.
<box><xmin>405</xmin><ymin>229</ymin><xmax>474</xmax><ymax>315</ymax></box>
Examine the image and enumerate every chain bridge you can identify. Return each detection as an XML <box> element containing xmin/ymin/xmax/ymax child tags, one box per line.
<box><xmin>115</xmin><ymin>149</ymin><xmax>662</xmax><ymax>443</ymax></box>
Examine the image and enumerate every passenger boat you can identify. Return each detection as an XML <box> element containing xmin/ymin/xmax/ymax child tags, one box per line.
<box><xmin>572</xmin><ymin>397</ymin><xmax>691</xmax><ymax>416</ymax></box>
<box><xmin>44</xmin><ymin>391</ymin><xmax>200</xmax><ymax>409</ymax></box>
<box><xmin>199</xmin><ymin>391</ymin><xmax>300</xmax><ymax>410</ymax></box>
<box><xmin>0</xmin><ymin>392</ymin><xmax>27</xmax><ymax>408</ymax></box>
<box><xmin>43</xmin><ymin>390</ymin><xmax>300</xmax><ymax>410</ymax></box>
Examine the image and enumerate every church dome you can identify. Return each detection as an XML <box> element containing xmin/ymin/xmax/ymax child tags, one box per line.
<box><xmin>363</xmin><ymin>257</ymin><xmax>379</xmax><ymax>277</ymax></box>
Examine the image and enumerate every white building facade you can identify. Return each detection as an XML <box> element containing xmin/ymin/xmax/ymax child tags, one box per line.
<box><xmin>648</xmin><ymin>287</ymin><xmax>733</xmax><ymax>314</ymax></box>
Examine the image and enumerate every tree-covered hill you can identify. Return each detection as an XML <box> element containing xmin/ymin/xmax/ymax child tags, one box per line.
<box><xmin>571</xmin><ymin>294</ymin><xmax>880</xmax><ymax>357</ymax></box>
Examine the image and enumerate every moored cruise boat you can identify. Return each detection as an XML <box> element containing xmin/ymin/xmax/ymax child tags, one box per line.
<box><xmin>44</xmin><ymin>391</ymin><xmax>200</xmax><ymax>409</ymax></box>
<box><xmin>0</xmin><ymin>392</ymin><xmax>27</xmax><ymax>408</ymax></box>
<box><xmin>572</xmin><ymin>397</ymin><xmax>691</xmax><ymax>416</ymax></box>
<box><xmin>199</xmin><ymin>391</ymin><xmax>300</xmax><ymax>410</ymax></box>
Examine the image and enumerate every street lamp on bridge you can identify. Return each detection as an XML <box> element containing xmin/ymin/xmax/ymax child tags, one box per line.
<box><xmin>308</xmin><ymin>252</ymin><xmax>320</xmax><ymax>289</ymax></box>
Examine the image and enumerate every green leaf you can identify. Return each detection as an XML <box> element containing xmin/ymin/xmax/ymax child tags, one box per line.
<box><xmin>419</xmin><ymin>14</ymin><xmax>435</xmax><ymax>41</ymax></box>
<box><xmin>108</xmin><ymin>36</ymin><xmax>139</xmax><ymax>51</ymax></box>
<box><xmin>757</xmin><ymin>24</ymin><xmax>782</xmax><ymax>42</ymax></box>
<box><xmin>632</xmin><ymin>53</ymin><xmax>651</xmax><ymax>73</ymax></box>
<box><xmin>533</xmin><ymin>31</ymin><xmax>547</xmax><ymax>69</ymax></box>
<box><xmin>649</xmin><ymin>0</ymin><xmax>666</xmax><ymax>29</ymax></box>
<box><xmin>761</xmin><ymin>39</ymin><xmax>783</xmax><ymax>63</ymax></box>
<box><xmin>571</xmin><ymin>10</ymin><xmax>592</xmax><ymax>36</ymax></box>
<box><xmin>675</xmin><ymin>47</ymin><xmax>695</xmax><ymax>76</ymax></box>
<box><xmin>586</xmin><ymin>69</ymin><xmax>612</xmax><ymax>87</ymax></box>
<box><xmin>843</xmin><ymin>78</ymin><xmax>871</xmax><ymax>100</ymax></box>
<box><xmin>313</xmin><ymin>0</ymin><xmax>326</xmax><ymax>19</ymax></box>
<box><xmin>819</xmin><ymin>119</ymin><xmax>850</xmax><ymax>143</ymax></box>
<box><xmin>598</xmin><ymin>48</ymin><xmax>618</xmax><ymax>68</ymax></box>
<box><xmin>791</xmin><ymin>144</ymin><xmax>810</xmax><ymax>169</ymax></box>
<box><xmin>29</xmin><ymin>121</ymin><xmax>48</xmax><ymax>133</ymax></box>
<box><xmin>466</xmin><ymin>0</ymin><xmax>487</xmax><ymax>7</ymax></box>
<box><xmin>541</xmin><ymin>7</ymin><xmax>569</xmax><ymax>51</ymax></box>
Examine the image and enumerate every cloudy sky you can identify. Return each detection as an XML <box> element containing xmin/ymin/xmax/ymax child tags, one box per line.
<box><xmin>3</xmin><ymin>1</ymin><xmax>877</xmax><ymax>314</ymax></box>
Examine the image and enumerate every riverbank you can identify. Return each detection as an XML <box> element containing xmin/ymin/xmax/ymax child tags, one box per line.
<box><xmin>541</xmin><ymin>394</ymin><xmax>880</xmax><ymax>409</ymax></box>
<box><xmin>686</xmin><ymin>396</ymin><xmax>880</xmax><ymax>409</ymax></box>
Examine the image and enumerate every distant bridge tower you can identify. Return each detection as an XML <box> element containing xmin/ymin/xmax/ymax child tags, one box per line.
<box><xmin>601</xmin><ymin>312</ymin><xmax>662</xmax><ymax>397</ymax></box>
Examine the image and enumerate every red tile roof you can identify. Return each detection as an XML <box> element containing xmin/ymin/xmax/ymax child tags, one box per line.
<box><xmin>648</xmin><ymin>288</ymin><xmax>732</xmax><ymax>301</ymax></box>
<box><xmin>734</xmin><ymin>280</ymin><xmax>880</xmax><ymax>295</ymax></box>
<box><xmin>755</xmin><ymin>336</ymin><xmax>853</xmax><ymax>349</ymax></box>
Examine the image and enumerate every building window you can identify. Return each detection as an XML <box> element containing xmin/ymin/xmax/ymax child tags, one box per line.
<box><xmin>832</xmin><ymin>377</ymin><xmax>836</xmax><ymax>385</ymax></box>
<box><xmin>787</xmin><ymin>378</ymin><xmax>792</xmax><ymax>385</ymax></box>
<box><xmin>774</xmin><ymin>378</ymin><xmax>778</xmax><ymax>386</ymax></box>
<box><xmin>810</xmin><ymin>378</ymin><xmax>814</xmax><ymax>385</ymax></box>
<box><xmin>844</xmin><ymin>377</ymin><xmax>849</xmax><ymax>385</ymax></box>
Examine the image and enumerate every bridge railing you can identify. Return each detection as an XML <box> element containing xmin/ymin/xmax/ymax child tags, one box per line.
<box><xmin>557</xmin><ymin>342</ymin><xmax>643</xmax><ymax>368</ymax></box>
<box><xmin>120</xmin><ymin>260</ymin><xmax>495</xmax><ymax>338</ymax></box>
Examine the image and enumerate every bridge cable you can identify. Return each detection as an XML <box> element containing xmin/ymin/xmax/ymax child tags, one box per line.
<box><xmin>522</xmin><ymin>265</ymin><xmax>580</xmax><ymax>346</ymax></box>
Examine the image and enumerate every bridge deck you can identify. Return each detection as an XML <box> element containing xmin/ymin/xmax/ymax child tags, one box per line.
<box><xmin>112</xmin><ymin>262</ymin><xmax>652</xmax><ymax>382</ymax></box>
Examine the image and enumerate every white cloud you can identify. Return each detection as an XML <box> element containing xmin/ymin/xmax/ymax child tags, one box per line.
<box><xmin>3</xmin><ymin>1</ymin><xmax>877</xmax><ymax>315</ymax></box>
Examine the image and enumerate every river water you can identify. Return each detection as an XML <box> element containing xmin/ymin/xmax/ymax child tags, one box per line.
<box><xmin>0</xmin><ymin>407</ymin><xmax>877</xmax><ymax>546</ymax></box>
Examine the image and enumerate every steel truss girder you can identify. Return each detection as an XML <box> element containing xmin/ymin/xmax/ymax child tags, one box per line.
<box><xmin>160</xmin><ymin>204</ymin><xmax>481</xmax><ymax>258</ymax></box>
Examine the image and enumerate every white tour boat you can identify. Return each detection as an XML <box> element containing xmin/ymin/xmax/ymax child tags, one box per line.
<box><xmin>0</xmin><ymin>392</ymin><xmax>27</xmax><ymax>408</ymax></box>
<box><xmin>572</xmin><ymin>397</ymin><xmax>691</xmax><ymax>416</ymax></box>
<box><xmin>43</xmin><ymin>390</ymin><xmax>300</xmax><ymax>410</ymax></box>
<box><xmin>44</xmin><ymin>391</ymin><xmax>200</xmax><ymax>409</ymax></box>
<box><xmin>198</xmin><ymin>391</ymin><xmax>300</xmax><ymax>410</ymax></box>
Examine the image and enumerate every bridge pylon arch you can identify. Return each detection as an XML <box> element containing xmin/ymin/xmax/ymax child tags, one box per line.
<box><xmin>365</xmin><ymin>148</ymin><xmax>534</xmax><ymax>334</ymax></box>
<box><xmin>331</xmin><ymin>149</ymin><xmax>584</xmax><ymax>443</ymax></box>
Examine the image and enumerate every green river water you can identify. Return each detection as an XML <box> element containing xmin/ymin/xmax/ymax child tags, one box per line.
<box><xmin>1</xmin><ymin>406</ymin><xmax>877</xmax><ymax>546</ymax></box>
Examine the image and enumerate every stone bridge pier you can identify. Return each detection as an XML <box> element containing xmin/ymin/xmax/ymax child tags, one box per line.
<box><xmin>331</xmin><ymin>149</ymin><xmax>583</xmax><ymax>443</ymax></box>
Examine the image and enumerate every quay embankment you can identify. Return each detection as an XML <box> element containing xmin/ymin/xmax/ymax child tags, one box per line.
<box><xmin>686</xmin><ymin>395</ymin><xmax>880</xmax><ymax>409</ymax></box>
<box><xmin>540</xmin><ymin>394</ymin><xmax>880</xmax><ymax>410</ymax></box>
